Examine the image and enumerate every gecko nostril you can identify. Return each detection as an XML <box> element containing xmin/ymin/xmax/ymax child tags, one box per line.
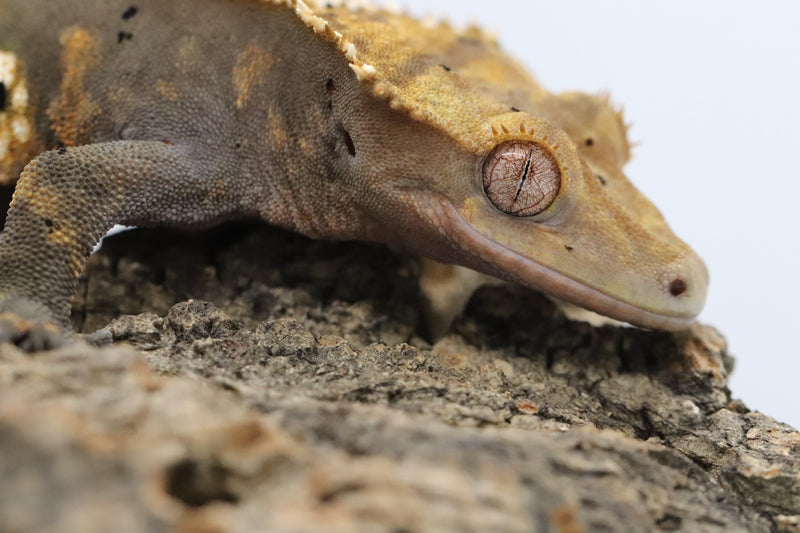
<box><xmin>669</xmin><ymin>278</ymin><xmax>687</xmax><ymax>296</ymax></box>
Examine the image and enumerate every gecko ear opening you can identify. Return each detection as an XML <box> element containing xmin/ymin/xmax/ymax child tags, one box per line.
<box><xmin>482</xmin><ymin>141</ymin><xmax>561</xmax><ymax>217</ymax></box>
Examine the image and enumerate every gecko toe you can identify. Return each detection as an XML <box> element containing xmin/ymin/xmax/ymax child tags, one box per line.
<box><xmin>0</xmin><ymin>313</ymin><xmax>72</xmax><ymax>351</ymax></box>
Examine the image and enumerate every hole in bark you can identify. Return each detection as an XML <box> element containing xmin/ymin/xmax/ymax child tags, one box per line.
<box><xmin>656</xmin><ymin>513</ymin><xmax>683</xmax><ymax>530</ymax></box>
<box><xmin>164</xmin><ymin>458</ymin><xmax>239</xmax><ymax>507</ymax></box>
<box><xmin>318</xmin><ymin>481</ymin><xmax>367</xmax><ymax>503</ymax></box>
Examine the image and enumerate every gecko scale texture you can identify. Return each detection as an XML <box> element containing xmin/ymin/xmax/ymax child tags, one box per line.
<box><xmin>0</xmin><ymin>0</ymin><xmax>708</xmax><ymax>339</ymax></box>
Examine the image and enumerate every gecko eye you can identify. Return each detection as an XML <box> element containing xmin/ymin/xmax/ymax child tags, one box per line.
<box><xmin>482</xmin><ymin>141</ymin><xmax>561</xmax><ymax>216</ymax></box>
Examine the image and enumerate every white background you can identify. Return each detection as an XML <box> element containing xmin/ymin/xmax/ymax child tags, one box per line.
<box><xmin>373</xmin><ymin>0</ymin><xmax>800</xmax><ymax>427</ymax></box>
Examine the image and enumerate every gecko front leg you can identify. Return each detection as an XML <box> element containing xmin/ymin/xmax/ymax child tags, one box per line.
<box><xmin>0</xmin><ymin>140</ymin><xmax>247</xmax><ymax>348</ymax></box>
<box><xmin>418</xmin><ymin>259</ymin><xmax>504</xmax><ymax>340</ymax></box>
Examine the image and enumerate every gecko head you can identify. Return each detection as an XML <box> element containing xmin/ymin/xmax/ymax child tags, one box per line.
<box><xmin>390</xmin><ymin>107</ymin><xmax>708</xmax><ymax>331</ymax></box>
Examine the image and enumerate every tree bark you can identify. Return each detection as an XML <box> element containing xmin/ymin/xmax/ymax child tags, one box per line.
<box><xmin>0</xmin><ymin>224</ymin><xmax>797</xmax><ymax>533</ymax></box>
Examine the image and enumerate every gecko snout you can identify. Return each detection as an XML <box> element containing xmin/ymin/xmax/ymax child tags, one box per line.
<box><xmin>661</xmin><ymin>251</ymin><xmax>708</xmax><ymax>318</ymax></box>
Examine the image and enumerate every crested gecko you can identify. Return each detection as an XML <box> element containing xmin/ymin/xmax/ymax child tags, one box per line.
<box><xmin>0</xmin><ymin>0</ymin><xmax>708</xmax><ymax>345</ymax></box>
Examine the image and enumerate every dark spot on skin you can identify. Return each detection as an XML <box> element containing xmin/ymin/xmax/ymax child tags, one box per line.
<box><xmin>440</xmin><ymin>64</ymin><xmax>452</xmax><ymax>72</ymax></box>
<box><xmin>342</xmin><ymin>128</ymin><xmax>356</xmax><ymax>157</ymax></box>
<box><xmin>669</xmin><ymin>279</ymin><xmax>687</xmax><ymax>296</ymax></box>
<box><xmin>44</xmin><ymin>219</ymin><xmax>53</xmax><ymax>228</ymax></box>
<box><xmin>596</xmin><ymin>174</ymin><xmax>607</xmax><ymax>186</ymax></box>
<box><xmin>121</xmin><ymin>6</ymin><xmax>138</xmax><ymax>20</ymax></box>
<box><xmin>325</xmin><ymin>79</ymin><xmax>336</xmax><ymax>111</ymax></box>
<box><xmin>564</xmin><ymin>245</ymin><xmax>574</xmax><ymax>252</ymax></box>
<box><xmin>161</xmin><ymin>139</ymin><xmax>173</xmax><ymax>145</ymax></box>
<box><xmin>510</xmin><ymin>106</ymin><xmax>520</xmax><ymax>112</ymax></box>
<box><xmin>117</xmin><ymin>31</ymin><xmax>133</xmax><ymax>44</ymax></box>
<box><xmin>585</xmin><ymin>138</ymin><xmax>594</xmax><ymax>146</ymax></box>
<box><xmin>57</xmin><ymin>147</ymin><xmax>67</xmax><ymax>155</ymax></box>
<box><xmin>234</xmin><ymin>142</ymin><xmax>241</xmax><ymax>149</ymax></box>
<box><xmin>0</xmin><ymin>82</ymin><xmax>6</xmax><ymax>112</ymax></box>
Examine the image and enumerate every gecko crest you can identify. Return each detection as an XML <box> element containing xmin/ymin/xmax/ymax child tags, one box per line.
<box><xmin>263</xmin><ymin>0</ymin><xmax>518</xmax><ymax>154</ymax></box>
<box><xmin>261</xmin><ymin>0</ymin><xmax>378</xmax><ymax>82</ymax></box>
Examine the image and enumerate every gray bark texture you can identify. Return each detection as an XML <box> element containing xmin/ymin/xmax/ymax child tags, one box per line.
<box><xmin>0</xmin><ymin>224</ymin><xmax>798</xmax><ymax>533</ymax></box>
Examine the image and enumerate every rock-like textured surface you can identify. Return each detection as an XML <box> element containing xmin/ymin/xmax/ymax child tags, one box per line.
<box><xmin>1</xmin><ymin>224</ymin><xmax>798</xmax><ymax>533</ymax></box>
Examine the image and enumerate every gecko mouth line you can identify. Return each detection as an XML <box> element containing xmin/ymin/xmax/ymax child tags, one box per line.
<box><xmin>432</xmin><ymin>197</ymin><xmax>698</xmax><ymax>331</ymax></box>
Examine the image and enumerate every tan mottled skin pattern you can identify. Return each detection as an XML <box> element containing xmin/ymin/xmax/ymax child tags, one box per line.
<box><xmin>0</xmin><ymin>0</ymin><xmax>707</xmax><ymax>338</ymax></box>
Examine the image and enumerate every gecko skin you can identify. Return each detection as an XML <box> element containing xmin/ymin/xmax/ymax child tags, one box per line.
<box><xmin>0</xmin><ymin>0</ymin><xmax>708</xmax><ymax>339</ymax></box>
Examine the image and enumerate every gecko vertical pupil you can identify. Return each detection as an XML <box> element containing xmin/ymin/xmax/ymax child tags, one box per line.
<box><xmin>482</xmin><ymin>140</ymin><xmax>561</xmax><ymax>216</ymax></box>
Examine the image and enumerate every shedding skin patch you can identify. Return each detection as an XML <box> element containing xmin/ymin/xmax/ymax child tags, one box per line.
<box><xmin>0</xmin><ymin>51</ymin><xmax>40</xmax><ymax>185</ymax></box>
<box><xmin>48</xmin><ymin>27</ymin><xmax>103</xmax><ymax>146</ymax></box>
<box><xmin>233</xmin><ymin>45</ymin><xmax>276</xmax><ymax>109</ymax></box>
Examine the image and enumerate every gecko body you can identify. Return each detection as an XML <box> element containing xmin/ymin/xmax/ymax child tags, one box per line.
<box><xmin>0</xmin><ymin>0</ymin><xmax>708</xmax><ymax>340</ymax></box>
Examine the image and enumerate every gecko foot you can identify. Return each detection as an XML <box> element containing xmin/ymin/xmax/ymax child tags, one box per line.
<box><xmin>0</xmin><ymin>312</ymin><xmax>72</xmax><ymax>351</ymax></box>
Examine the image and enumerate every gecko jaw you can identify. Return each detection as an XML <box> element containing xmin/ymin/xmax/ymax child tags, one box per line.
<box><xmin>429</xmin><ymin>196</ymin><xmax>702</xmax><ymax>331</ymax></box>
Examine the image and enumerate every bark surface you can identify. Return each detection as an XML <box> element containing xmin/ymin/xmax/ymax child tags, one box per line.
<box><xmin>1</xmin><ymin>224</ymin><xmax>797</xmax><ymax>533</ymax></box>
